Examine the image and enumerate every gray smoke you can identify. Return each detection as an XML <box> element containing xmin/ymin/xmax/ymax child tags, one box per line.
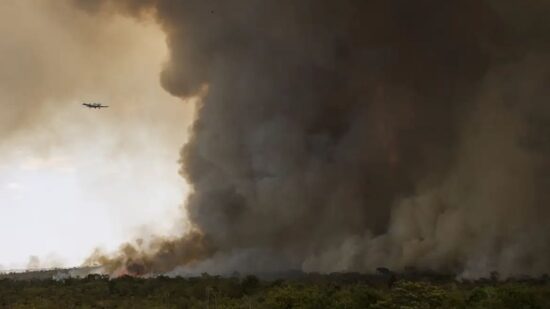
<box><xmin>77</xmin><ymin>0</ymin><xmax>550</xmax><ymax>278</ymax></box>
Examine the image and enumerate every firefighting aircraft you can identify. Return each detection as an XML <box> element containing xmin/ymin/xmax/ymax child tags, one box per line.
<box><xmin>82</xmin><ymin>102</ymin><xmax>108</xmax><ymax>109</ymax></box>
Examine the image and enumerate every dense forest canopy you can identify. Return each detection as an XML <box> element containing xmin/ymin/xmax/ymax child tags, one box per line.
<box><xmin>1</xmin><ymin>272</ymin><xmax>550</xmax><ymax>308</ymax></box>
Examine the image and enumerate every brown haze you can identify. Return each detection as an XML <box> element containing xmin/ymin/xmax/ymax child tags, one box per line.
<box><xmin>0</xmin><ymin>0</ymin><xmax>196</xmax><ymax>153</ymax></box>
<box><xmin>0</xmin><ymin>0</ymin><xmax>196</xmax><ymax>268</ymax></box>
<box><xmin>69</xmin><ymin>0</ymin><xmax>550</xmax><ymax>278</ymax></box>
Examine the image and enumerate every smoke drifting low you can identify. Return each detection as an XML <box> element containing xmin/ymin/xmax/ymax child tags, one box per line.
<box><xmin>78</xmin><ymin>0</ymin><xmax>550</xmax><ymax>278</ymax></box>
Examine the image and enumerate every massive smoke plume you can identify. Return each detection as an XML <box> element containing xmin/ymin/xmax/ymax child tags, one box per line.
<box><xmin>78</xmin><ymin>0</ymin><xmax>550</xmax><ymax>278</ymax></box>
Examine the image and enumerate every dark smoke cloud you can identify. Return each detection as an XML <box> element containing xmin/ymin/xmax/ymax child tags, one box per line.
<box><xmin>77</xmin><ymin>0</ymin><xmax>550</xmax><ymax>278</ymax></box>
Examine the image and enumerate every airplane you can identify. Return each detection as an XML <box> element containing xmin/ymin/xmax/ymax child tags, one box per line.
<box><xmin>82</xmin><ymin>103</ymin><xmax>109</xmax><ymax>109</ymax></box>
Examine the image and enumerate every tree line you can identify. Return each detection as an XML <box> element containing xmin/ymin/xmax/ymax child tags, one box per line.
<box><xmin>0</xmin><ymin>272</ymin><xmax>548</xmax><ymax>308</ymax></box>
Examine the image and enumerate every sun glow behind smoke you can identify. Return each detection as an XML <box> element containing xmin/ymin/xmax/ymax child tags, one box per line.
<box><xmin>0</xmin><ymin>1</ymin><xmax>194</xmax><ymax>270</ymax></box>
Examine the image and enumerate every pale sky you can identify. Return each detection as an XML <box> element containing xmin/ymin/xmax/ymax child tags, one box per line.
<box><xmin>0</xmin><ymin>1</ymin><xmax>194</xmax><ymax>270</ymax></box>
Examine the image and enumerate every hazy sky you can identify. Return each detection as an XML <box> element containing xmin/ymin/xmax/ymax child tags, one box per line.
<box><xmin>0</xmin><ymin>0</ymin><xmax>194</xmax><ymax>270</ymax></box>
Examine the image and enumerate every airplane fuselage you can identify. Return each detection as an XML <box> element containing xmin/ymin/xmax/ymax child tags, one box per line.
<box><xmin>82</xmin><ymin>103</ymin><xmax>108</xmax><ymax>109</ymax></box>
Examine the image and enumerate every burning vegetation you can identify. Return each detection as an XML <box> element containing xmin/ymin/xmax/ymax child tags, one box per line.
<box><xmin>74</xmin><ymin>0</ymin><xmax>550</xmax><ymax>279</ymax></box>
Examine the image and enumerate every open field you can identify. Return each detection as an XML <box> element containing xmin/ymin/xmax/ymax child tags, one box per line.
<box><xmin>1</xmin><ymin>272</ymin><xmax>549</xmax><ymax>308</ymax></box>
